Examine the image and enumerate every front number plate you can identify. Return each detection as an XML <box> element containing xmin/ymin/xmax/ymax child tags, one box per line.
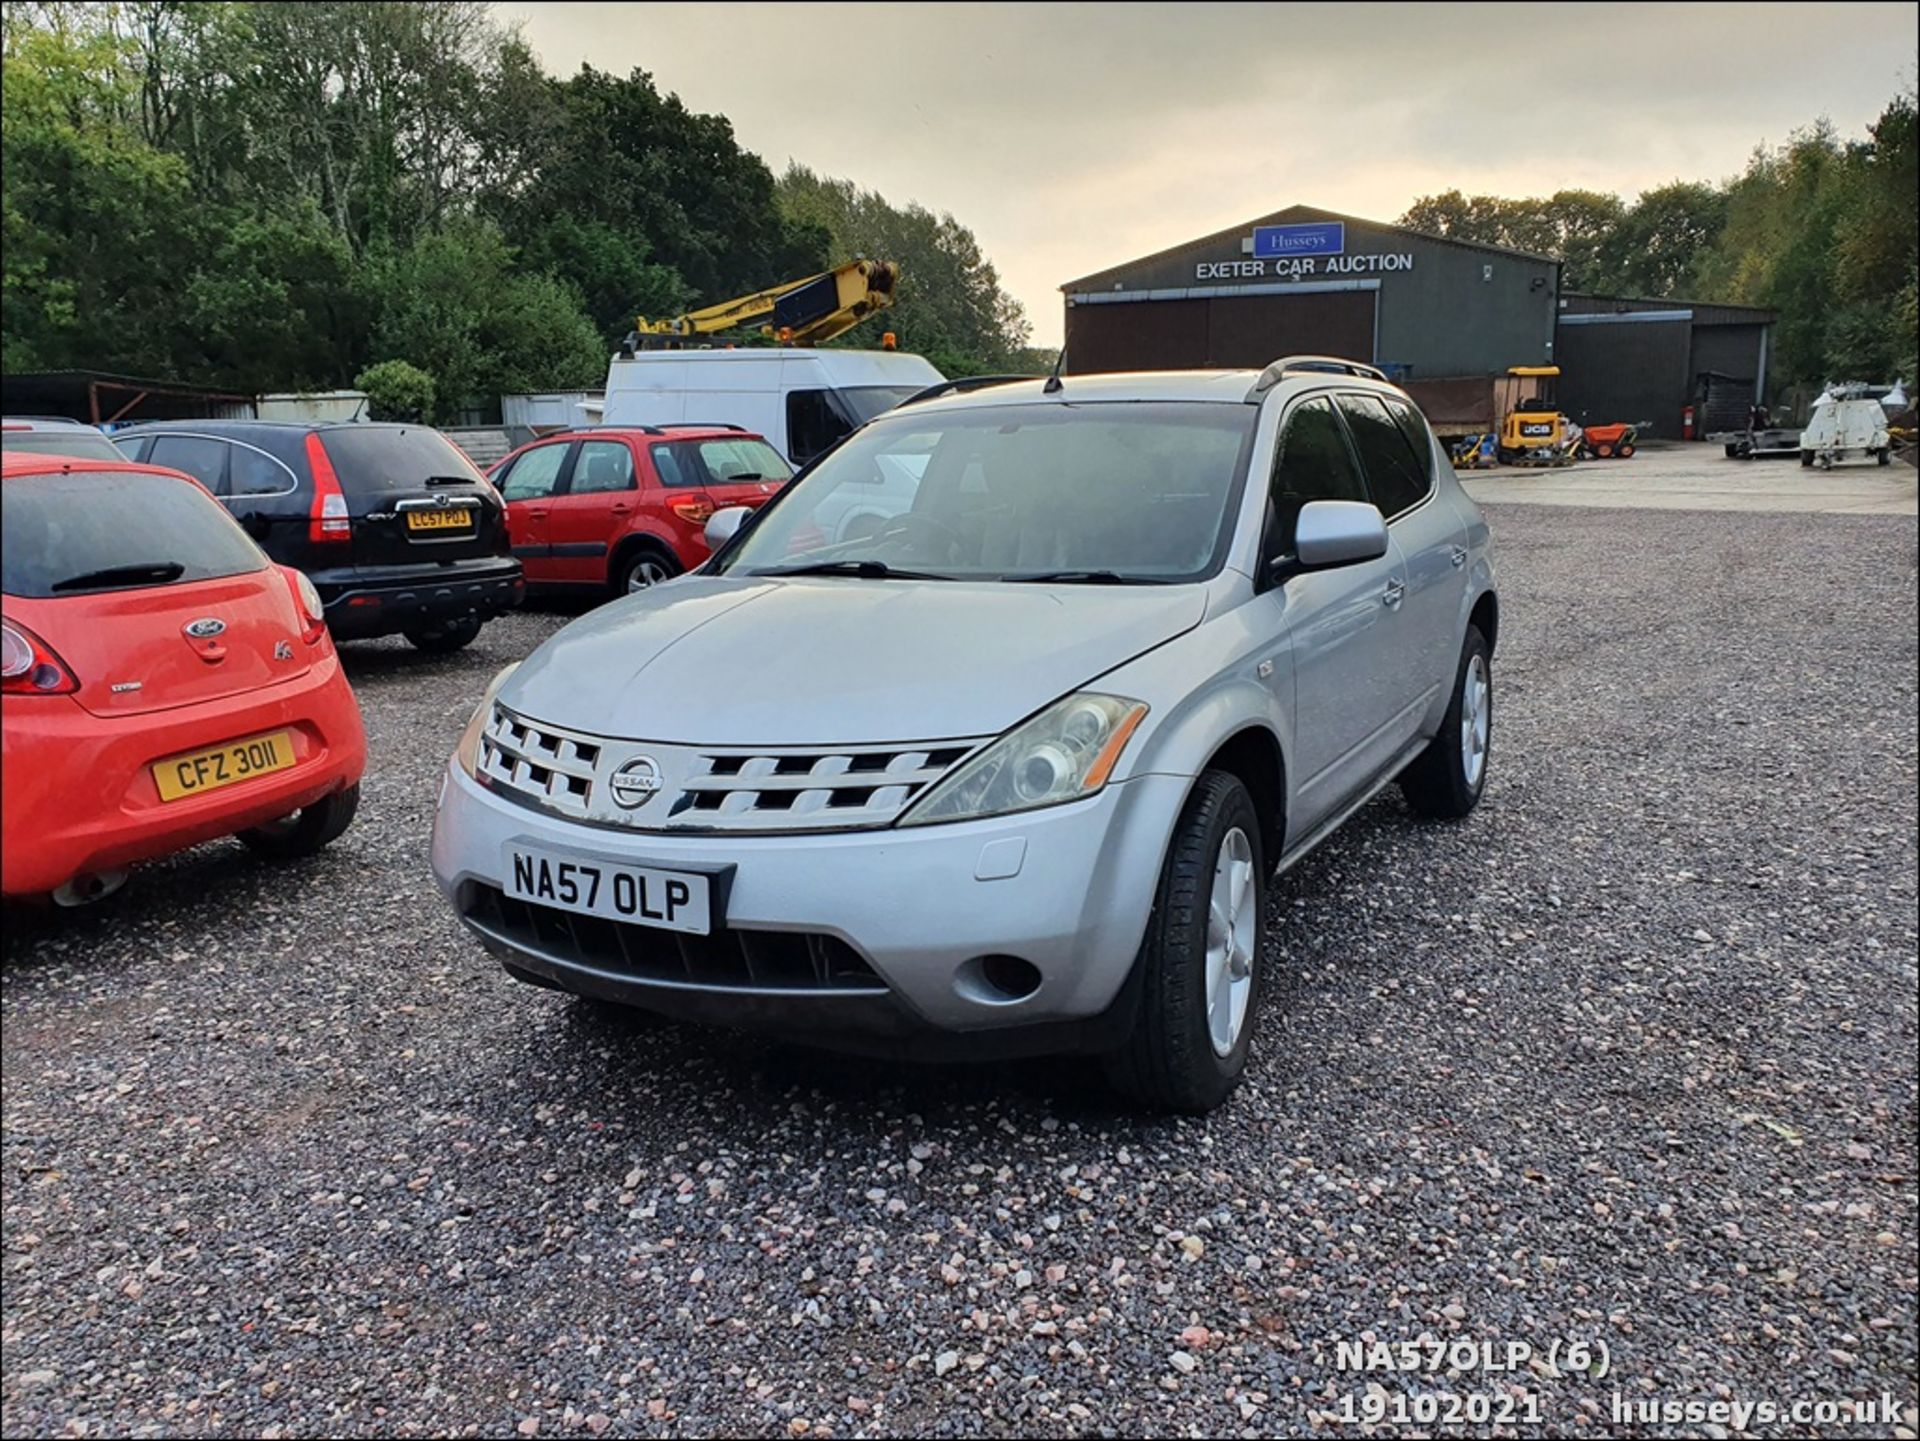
<box><xmin>504</xmin><ymin>844</ymin><xmax>712</xmax><ymax>935</ymax></box>
<box><xmin>153</xmin><ymin>730</ymin><xmax>297</xmax><ymax>802</ymax></box>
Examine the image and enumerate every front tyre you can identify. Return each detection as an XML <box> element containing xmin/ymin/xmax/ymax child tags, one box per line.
<box><xmin>239</xmin><ymin>783</ymin><xmax>360</xmax><ymax>859</ymax></box>
<box><xmin>1399</xmin><ymin>626</ymin><xmax>1491</xmax><ymax>820</ymax></box>
<box><xmin>1104</xmin><ymin>770</ymin><xmax>1266</xmax><ymax>1114</ymax></box>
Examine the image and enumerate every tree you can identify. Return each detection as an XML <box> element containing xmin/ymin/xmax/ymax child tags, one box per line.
<box><xmin>1400</xmin><ymin>189</ymin><xmax>1625</xmax><ymax>290</ymax></box>
<box><xmin>1590</xmin><ymin>181</ymin><xmax>1726</xmax><ymax>297</ymax></box>
<box><xmin>355</xmin><ymin>358</ymin><xmax>435</xmax><ymax>421</ymax></box>
<box><xmin>776</xmin><ymin>165</ymin><xmax>1032</xmax><ymax>375</ymax></box>
<box><xmin>364</xmin><ymin>219</ymin><xmax>607</xmax><ymax>421</ymax></box>
<box><xmin>482</xmin><ymin>63</ymin><xmax>827</xmax><ymax>333</ymax></box>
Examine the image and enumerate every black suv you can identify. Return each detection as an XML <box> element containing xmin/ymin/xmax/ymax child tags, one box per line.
<box><xmin>115</xmin><ymin>421</ymin><xmax>522</xmax><ymax>651</ymax></box>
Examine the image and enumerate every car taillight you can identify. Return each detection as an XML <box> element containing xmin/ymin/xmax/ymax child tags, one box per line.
<box><xmin>1</xmin><ymin>619</ymin><xmax>78</xmax><ymax>695</ymax></box>
<box><xmin>305</xmin><ymin>433</ymin><xmax>352</xmax><ymax>547</ymax></box>
<box><xmin>671</xmin><ymin>498</ymin><xmax>715</xmax><ymax>523</ymax></box>
<box><xmin>279</xmin><ymin>565</ymin><xmax>328</xmax><ymax>645</ymax></box>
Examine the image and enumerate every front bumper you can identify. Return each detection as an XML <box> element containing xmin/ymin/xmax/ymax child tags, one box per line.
<box><xmin>429</xmin><ymin>759</ymin><xmax>1189</xmax><ymax>1053</ymax></box>
<box><xmin>1</xmin><ymin>654</ymin><xmax>366</xmax><ymax>897</ymax></box>
<box><xmin>311</xmin><ymin>560</ymin><xmax>524</xmax><ymax>641</ymax></box>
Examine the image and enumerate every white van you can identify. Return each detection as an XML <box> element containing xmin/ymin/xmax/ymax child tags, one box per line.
<box><xmin>596</xmin><ymin>347</ymin><xmax>945</xmax><ymax>465</ymax></box>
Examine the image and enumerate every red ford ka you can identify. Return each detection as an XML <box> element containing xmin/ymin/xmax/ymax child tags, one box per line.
<box><xmin>1</xmin><ymin>451</ymin><xmax>367</xmax><ymax>905</ymax></box>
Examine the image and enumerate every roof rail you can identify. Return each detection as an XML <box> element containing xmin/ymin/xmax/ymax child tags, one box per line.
<box><xmin>656</xmin><ymin>422</ymin><xmax>746</xmax><ymax>432</ymax></box>
<box><xmin>898</xmin><ymin>374</ymin><xmax>1041</xmax><ymax>408</ymax></box>
<box><xmin>1247</xmin><ymin>355</ymin><xmax>1389</xmax><ymax>399</ymax></box>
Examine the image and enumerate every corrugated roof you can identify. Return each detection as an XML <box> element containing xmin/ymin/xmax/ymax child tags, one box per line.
<box><xmin>1061</xmin><ymin>204</ymin><xmax>1561</xmax><ymax>291</ymax></box>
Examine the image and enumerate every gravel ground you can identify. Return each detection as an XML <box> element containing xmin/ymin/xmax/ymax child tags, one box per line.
<box><xmin>4</xmin><ymin>505</ymin><xmax>1916</xmax><ymax>1439</ymax></box>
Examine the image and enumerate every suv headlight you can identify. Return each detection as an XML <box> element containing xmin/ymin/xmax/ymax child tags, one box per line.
<box><xmin>899</xmin><ymin>693</ymin><xmax>1147</xmax><ymax>827</ymax></box>
<box><xmin>454</xmin><ymin>663</ymin><xmax>520</xmax><ymax>777</ymax></box>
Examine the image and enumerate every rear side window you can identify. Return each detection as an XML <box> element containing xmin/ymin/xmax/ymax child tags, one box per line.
<box><xmin>230</xmin><ymin>443</ymin><xmax>297</xmax><ymax>497</ymax></box>
<box><xmin>2</xmin><ymin>470</ymin><xmax>267</xmax><ymax>597</ymax></box>
<box><xmin>0</xmin><ymin>429</ymin><xmax>128</xmax><ymax>463</ymax></box>
<box><xmin>1383</xmin><ymin>397</ymin><xmax>1436</xmax><ymax>480</ymax></box>
<box><xmin>650</xmin><ymin>438</ymin><xmax>792</xmax><ymax>488</ymax></box>
<box><xmin>147</xmin><ymin>435</ymin><xmax>230</xmax><ymax>494</ymax></box>
<box><xmin>570</xmin><ymin>440</ymin><xmax>635</xmax><ymax>494</ymax></box>
<box><xmin>1336</xmin><ymin>394</ymin><xmax>1431</xmax><ymax>518</ymax></box>
<box><xmin>318</xmin><ymin>426</ymin><xmax>484</xmax><ymax>492</ymax></box>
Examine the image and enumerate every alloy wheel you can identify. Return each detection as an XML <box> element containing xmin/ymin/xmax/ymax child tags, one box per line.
<box><xmin>1205</xmin><ymin>826</ymin><xmax>1257</xmax><ymax>1057</ymax></box>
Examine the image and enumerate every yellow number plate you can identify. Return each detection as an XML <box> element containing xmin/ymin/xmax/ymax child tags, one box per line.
<box><xmin>406</xmin><ymin>508</ymin><xmax>475</xmax><ymax>533</ymax></box>
<box><xmin>152</xmin><ymin>730</ymin><xmax>297</xmax><ymax>802</ymax></box>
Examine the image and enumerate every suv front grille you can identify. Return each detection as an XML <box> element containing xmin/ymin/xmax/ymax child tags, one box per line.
<box><xmin>464</xmin><ymin>884</ymin><xmax>887</xmax><ymax>993</ymax></box>
<box><xmin>476</xmin><ymin>705</ymin><xmax>985</xmax><ymax>833</ymax></box>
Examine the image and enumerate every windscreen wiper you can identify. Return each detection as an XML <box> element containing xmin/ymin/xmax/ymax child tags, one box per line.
<box><xmin>752</xmin><ymin>559</ymin><xmax>956</xmax><ymax>580</ymax></box>
<box><xmin>49</xmin><ymin>561</ymin><xmax>187</xmax><ymax>592</ymax></box>
<box><xmin>1001</xmin><ymin>569</ymin><xmax>1169</xmax><ymax>585</ymax></box>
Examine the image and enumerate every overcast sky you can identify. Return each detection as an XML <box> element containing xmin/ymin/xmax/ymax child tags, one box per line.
<box><xmin>498</xmin><ymin>2</ymin><xmax>1917</xmax><ymax>347</ymax></box>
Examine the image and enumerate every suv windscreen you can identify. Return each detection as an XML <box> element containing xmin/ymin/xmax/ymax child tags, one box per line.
<box><xmin>651</xmin><ymin>437</ymin><xmax>792</xmax><ymax>488</ymax></box>
<box><xmin>2</xmin><ymin>469</ymin><xmax>267</xmax><ymax>597</ymax></box>
<box><xmin>1</xmin><ymin>430</ymin><xmax>129</xmax><ymax>463</ymax></box>
<box><xmin>715</xmin><ymin>401</ymin><xmax>1257</xmax><ymax>583</ymax></box>
<box><xmin>318</xmin><ymin>426</ymin><xmax>484</xmax><ymax>491</ymax></box>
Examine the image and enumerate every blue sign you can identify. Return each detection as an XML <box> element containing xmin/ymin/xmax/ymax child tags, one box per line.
<box><xmin>1251</xmin><ymin>222</ymin><xmax>1345</xmax><ymax>259</ymax></box>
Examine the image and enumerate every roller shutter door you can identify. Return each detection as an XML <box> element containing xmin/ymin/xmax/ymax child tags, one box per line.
<box><xmin>1067</xmin><ymin>291</ymin><xmax>1376</xmax><ymax>373</ymax></box>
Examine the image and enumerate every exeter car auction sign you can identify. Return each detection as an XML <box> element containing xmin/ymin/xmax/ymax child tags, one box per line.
<box><xmin>1191</xmin><ymin>221</ymin><xmax>1415</xmax><ymax>283</ymax></box>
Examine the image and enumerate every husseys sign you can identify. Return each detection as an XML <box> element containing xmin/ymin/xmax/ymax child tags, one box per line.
<box><xmin>1193</xmin><ymin>221</ymin><xmax>1414</xmax><ymax>282</ymax></box>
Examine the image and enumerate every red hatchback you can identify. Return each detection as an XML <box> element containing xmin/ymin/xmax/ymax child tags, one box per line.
<box><xmin>489</xmin><ymin>426</ymin><xmax>792</xmax><ymax>594</ymax></box>
<box><xmin>1</xmin><ymin>452</ymin><xmax>367</xmax><ymax>905</ymax></box>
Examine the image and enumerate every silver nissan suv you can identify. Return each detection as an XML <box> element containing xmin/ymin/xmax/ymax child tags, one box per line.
<box><xmin>430</xmin><ymin>357</ymin><xmax>1497</xmax><ymax>1112</ymax></box>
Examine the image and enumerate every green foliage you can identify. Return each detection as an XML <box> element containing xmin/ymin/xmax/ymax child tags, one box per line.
<box><xmin>355</xmin><ymin>358</ymin><xmax>435</xmax><ymax>422</ymax></box>
<box><xmin>364</xmin><ymin>220</ymin><xmax>607</xmax><ymax>422</ymax></box>
<box><xmin>3</xmin><ymin>2</ymin><xmax>1025</xmax><ymax>397</ymax></box>
<box><xmin>776</xmin><ymin>166</ymin><xmax>1033</xmax><ymax>376</ymax></box>
<box><xmin>1402</xmin><ymin>89</ymin><xmax>1918</xmax><ymax>391</ymax></box>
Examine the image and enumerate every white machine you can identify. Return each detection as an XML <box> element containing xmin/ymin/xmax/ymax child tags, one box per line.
<box><xmin>1800</xmin><ymin>384</ymin><xmax>1892</xmax><ymax>468</ymax></box>
<box><xmin>594</xmin><ymin>348</ymin><xmax>944</xmax><ymax>466</ymax></box>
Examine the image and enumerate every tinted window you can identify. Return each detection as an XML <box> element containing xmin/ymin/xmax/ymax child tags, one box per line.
<box><xmin>2</xmin><ymin>469</ymin><xmax>267</xmax><ymax>597</ymax></box>
<box><xmin>498</xmin><ymin>443</ymin><xmax>569</xmax><ymax>501</ymax></box>
<box><xmin>0</xmin><ymin>430</ymin><xmax>128</xmax><ymax>463</ymax></box>
<box><xmin>1337</xmin><ymin>394</ymin><xmax>1431</xmax><ymax>518</ymax></box>
<box><xmin>650</xmin><ymin>438</ymin><xmax>792</xmax><ymax>488</ymax></box>
<box><xmin>786</xmin><ymin>389</ymin><xmax>848</xmax><ymax>464</ymax></box>
<box><xmin>835</xmin><ymin>386</ymin><xmax>922</xmax><ymax>424</ymax></box>
<box><xmin>318</xmin><ymin>426</ymin><xmax>483</xmax><ymax>492</ymax></box>
<box><xmin>717</xmin><ymin>402</ymin><xmax>1256</xmax><ymax>583</ymax></box>
<box><xmin>1267</xmin><ymin>397</ymin><xmax>1369</xmax><ymax>560</ymax></box>
<box><xmin>148</xmin><ymin>435</ymin><xmax>230</xmax><ymax>494</ymax></box>
<box><xmin>230</xmin><ymin>443</ymin><xmax>296</xmax><ymax>497</ymax></box>
<box><xmin>570</xmin><ymin>440</ymin><xmax>635</xmax><ymax>494</ymax></box>
<box><xmin>1383</xmin><ymin>397</ymin><xmax>1436</xmax><ymax>480</ymax></box>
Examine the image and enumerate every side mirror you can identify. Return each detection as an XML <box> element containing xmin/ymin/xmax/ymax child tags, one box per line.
<box><xmin>704</xmin><ymin>505</ymin><xmax>750</xmax><ymax>551</ymax></box>
<box><xmin>1290</xmin><ymin>499</ymin><xmax>1389</xmax><ymax>572</ymax></box>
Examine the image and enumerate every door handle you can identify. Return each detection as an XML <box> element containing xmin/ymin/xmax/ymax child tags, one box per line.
<box><xmin>527</xmin><ymin>507</ymin><xmax>549</xmax><ymax>518</ymax></box>
<box><xmin>1450</xmin><ymin>545</ymin><xmax>1468</xmax><ymax>568</ymax></box>
<box><xmin>1382</xmin><ymin>579</ymin><xmax>1406</xmax><ymax>610</ymax></box>
<box><xmin>609</xmin><ymin>503</ymin><xmax>633</xmax><ymax>515</ymax></box>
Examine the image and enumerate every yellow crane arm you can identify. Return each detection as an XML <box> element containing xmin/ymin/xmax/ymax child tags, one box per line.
<box><xmin>635</xmin><ymin>260</ymin><xmax>900</xmax><ymax>346</ymax></box>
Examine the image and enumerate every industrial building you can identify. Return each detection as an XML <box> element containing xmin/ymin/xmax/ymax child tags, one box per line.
<box><xmin>1556</xmin><ymin>292</ymin><xmax>1777</xmax><ymax>439</ymax></box>
<box><xmin>1060</xmin><ymin>204</ymin><xmax>1560</xmax><ymax>381</ymax></box>
<box><xmin>1060</xmin><ymin>204</ymin><xmax>1777</xmax><ymax>440</ymax></box>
